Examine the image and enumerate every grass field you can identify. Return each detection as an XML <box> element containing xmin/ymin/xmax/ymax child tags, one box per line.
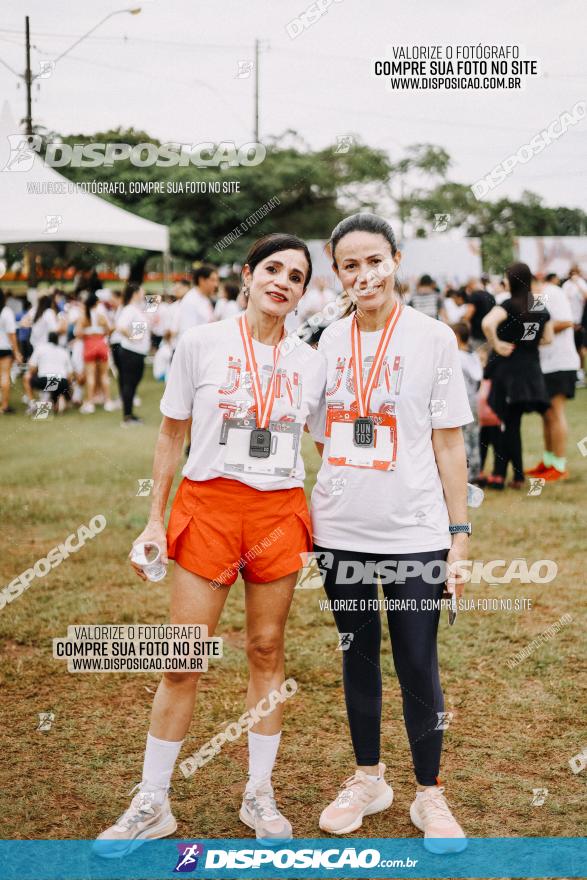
<box><xmin>0</xmin><ymin>371</ymin><xmax>585</xmax><ymax>847</ymax></box>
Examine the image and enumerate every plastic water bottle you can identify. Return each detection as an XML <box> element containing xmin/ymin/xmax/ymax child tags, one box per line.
<box><xmin>467</xmin><ymin>483</ymin><xmax>485</xmax><ymax>508</ymax></box>
<box><xmin>131</xmin><ymin>542</ymin><xmax>167</xmax><ymax>582</ymax></box>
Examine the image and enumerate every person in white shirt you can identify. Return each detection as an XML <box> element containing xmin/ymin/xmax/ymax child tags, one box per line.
<box><xmin>0</xmin><ymin>288</ymin><xmax>22</xmax><ymax>413</ymax></box>
<box><xmin>115</xmin><ymin>284</ymin><xmax>151</xmax><ymax>425</ymax></box>
<box><xmin>164</xmin><ymin>280</ymin><xmax>190</xmax><ymax>351</ymax></box>
<box><xmin>25</xmin><ymin>332</ymin><xmax>73</xmax><ymax>412</ymax></box>
<box><xmin>176</xmin><ymin>265</ymin><xmax>218</xmax><ymax>338</ymax></box>
<box><xmin>26</xmin><ymin>294</ymin><xmax>66</xmax><ymax>351</ymax></box>
<box><xmin>443</xmin><ymin>288</ymin><xmax>468</xmax><ymax>325</ymax></box>
<box><xmin>311</xmin><ymin>213</ymin><xmax>471</xmax><ymax>851</ymax></box>
<box><xmin>562</xmin><ymin>266</ymin><xmax>587</xmax><ymax>384</ymax></box>
<box><xmin>525</xmin><ymin>280</ymin><xmax>580</xmax><ymax>481</ymax></box>
<box><xmin>95</xmin><ymin>234</ymin><xmax>326</xmax><ymax>853</ymax></box>
<box><xmin>296</xmin><ymin>276</ymin><xmax>338</xmax><ymax>342</ymax></box>
<box><xmin>213</xmin><ymin>280</ymin><xmax>243</xmax><ymax>321</ymax></box>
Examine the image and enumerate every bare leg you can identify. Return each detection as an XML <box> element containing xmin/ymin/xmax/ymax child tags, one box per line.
<box><xmin>244</xmin><ymin>573</ymin><xmax>297</xmax><ymax>734</ymax></box>
<box><xmin>85</xmin><ymin>361</ymin><xmax>96</xmax><ymax>403</ymax></box>
<box><xmin>97</xmin><ymin>360</ymin><xmax>111</xmax><ymax>403</ymax></box>
<box><xmin>544</xmin><ymin>395</ymin><xmax>568</xmax><ymax>458</ymax></box>
<box><xmin>149</xmin><ymin>564</ymin><xmax>230</xmax><ymax>740</ymax></box>
<box><xmin>0</xmin><ymin>358</ymin><xmax>12</xmax><ymax>409</ymax></box>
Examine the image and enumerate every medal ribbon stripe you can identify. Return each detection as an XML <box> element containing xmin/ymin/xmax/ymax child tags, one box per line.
<box><xmin>238</xmin><ymin>315</ymin><xmax>283</xmax><ymax>429</ymax></box>
<box><xmin>351</xmin><ymin>302</ymin><xmax>403</xmax><ymax>417</ymax></box>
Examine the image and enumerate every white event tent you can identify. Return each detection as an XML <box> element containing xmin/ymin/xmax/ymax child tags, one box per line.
<box><xmin>0</xmin><ymin>102</ymin><xmax>169</xmax><ymax>253</ymax></box>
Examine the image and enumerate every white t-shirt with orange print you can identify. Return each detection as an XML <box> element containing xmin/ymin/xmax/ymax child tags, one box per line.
<box><xmin>160</xmin><ymin>316</ymin><xmax>326</xmax><ymax>491</ymax></box>
<box><xmin>310</xmin><ymin>305</ymin><xmax>473</xmax><ymax>554</ymax></box>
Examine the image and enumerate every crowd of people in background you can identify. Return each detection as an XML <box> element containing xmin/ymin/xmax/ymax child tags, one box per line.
<box><xmin>405</xmin><ymin>266</ymin><xmax>587</xmax><ymax>487</ymax></box>
<box><xmin>0</xmin><ymin>260</ymin><xmax>585</xmax><ymax>482</ymax></box>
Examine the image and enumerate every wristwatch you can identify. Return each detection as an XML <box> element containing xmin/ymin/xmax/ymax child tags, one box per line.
<box><xmin>449</xmin><ymin>522</ymin><xmax>472</xmax><ymax>536</ymax></box>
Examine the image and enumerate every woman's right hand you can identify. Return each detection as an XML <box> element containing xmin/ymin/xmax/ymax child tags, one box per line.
<box><xmin>129</xmin><ymin>519</ymin><xmax>168</xmax><ymax>581</ymax></box>
<box><xmin>494</xmin><ymin>340</ymin><xmax>515</xmax><ymax>357</ymax></box>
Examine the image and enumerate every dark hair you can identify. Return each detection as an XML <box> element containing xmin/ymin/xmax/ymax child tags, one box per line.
<box><xmin>177</xmin><ymin>278</ymin><xmax>191</xmax><ymax>288</ymax></box>
<box><xmin>545</xmin><ymin>272</ymin><xmax>558</xmax><ymax>283</ymax></box>
<box><xmin>418</xmin><ymin>274</ymin><xmax>435</xmax><ymax>288</ymax></box>
<box><xmin>223</xmin><ymin>281</ymin><xmax>240</xmax><ymax>301</ymax></box>
<box><xmin>33</xmin><ymin>294</ymin><xmax>54</xmax><ymax>324</ymax></box>
<box><xmin>84</xmin><ymin>291</ymin><xmax>99</xmax><ymax>322</ymax></box>
<box><xmin>48</xmin><ymin>331</ymin><xmax>59</xmax><ymax>345</ymax></box>
<box><xmin>0</xmin><ymin>289</ymin><xmax>4</xmax><ymax>310</ymax></box>
<box><xmin>330</xmin><ymin>213</ymin><xmax>398</xmax><ymax>267</ymax></box>
<box><xmin>506</xmin><ymin>262</ymin><xmax>534</xmax><ymax>313</ymax></box>
<box><xmin>123</xmin><ymin>283</ymin><xmax>141</xmax><ymax>307</ymax></box>
<box><xmin>244</xmin><ymin>233</ymin><xmax>312</xmax><ymax>290</ymax></box>
<box><xmin>192</xmin><ymin>264</ymin><xmax>218</xmax><ymax>286</ymax></box>
<box><xmin>451</xmin><ymin>321</ymin><xmax>470</xmax><ymax>345</ymax></box>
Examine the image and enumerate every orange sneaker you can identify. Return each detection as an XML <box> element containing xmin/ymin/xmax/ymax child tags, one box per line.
<box><xmin>541</xmin><ymin>467</ymin><xmax>568</xmax><ymax>482</ymax></box>
<box><xmin>525</xmin><ymin>461</ymin><xmax>547</xmax><ymax>476</ymax></box>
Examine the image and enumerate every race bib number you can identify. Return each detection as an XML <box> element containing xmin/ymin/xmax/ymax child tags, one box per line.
<box><xmin>223</xmin><ymin>417</ymin><xmax>301</xmax><ymax>477</ymax></box>
<box><xmin>326</xmin><ymin>409</ymin><xmax>397</xmax><ymax>470</ymax></box>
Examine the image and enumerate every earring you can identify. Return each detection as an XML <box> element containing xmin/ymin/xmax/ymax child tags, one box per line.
<box><xmin>242</xmin><ymin>285</ymin><xmax>250</xmax><ymax>298</ymax></box>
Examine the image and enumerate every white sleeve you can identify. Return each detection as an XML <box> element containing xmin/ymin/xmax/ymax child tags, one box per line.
<box><xmin>160</xmin><ymin>330</ymin><xmax>198</xmax><ymax>420</ymax></box>
<box><xmin>305</xmin><ymin>354</ymin><xmax>327</xmax><ymax>444</ymax></box>
<box><xmin>550</xmin><ymin>290</ymin><xmax>573</xmax><ymax>323</ymax></box>
<box><xmin>430</xmin><ymin>330</ymin><xmax>474</xmax><ymax>428</ymax></box>
<box><xmin>3</xmin><ymin>308</ymin><xmax>16</xmax><ymax>334</ymax></box>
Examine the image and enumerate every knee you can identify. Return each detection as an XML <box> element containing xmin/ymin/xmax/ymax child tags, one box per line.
<box><xmin>161</xmin><ymin>670</ymin><xmax>200</xmax><ymax>689</ymax></box>
<box><xmin>246</xmin><ymin>632</ymin><xmax>284</xmax><ymax>672</ymax></box>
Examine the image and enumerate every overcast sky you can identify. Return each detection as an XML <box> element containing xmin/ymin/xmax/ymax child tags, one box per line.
<box><xmin>1</xmin><ymin>0</ymin><xmax>585</xmax><ymax>212</ymax></box>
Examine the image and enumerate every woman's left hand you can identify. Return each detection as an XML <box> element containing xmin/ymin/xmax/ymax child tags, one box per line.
<box><xmin>446</xmin><ymin>535</ymin><xmax>470</xmax><ymax>599</ymax></box>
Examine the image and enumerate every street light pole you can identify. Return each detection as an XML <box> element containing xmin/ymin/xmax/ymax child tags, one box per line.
<box><xmin>0</xmin><ymin>9</ymin><xmax>142</xmax><ymax>135</ymax></box>
<box><xmin>24</xmin><ymin>16</ymin><xmax>32</xmax><ymax>136</ymax></box>
<box><xmin>254</xmin><ymin>38</ymin><xmax>259</xmax><ymax>142</ymax></box>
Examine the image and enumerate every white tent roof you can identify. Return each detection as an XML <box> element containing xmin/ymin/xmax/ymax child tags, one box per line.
<box><xmin>0</xmin><ymin>103</ymin><xmax>169</xmax><ymax>252</ymax></box>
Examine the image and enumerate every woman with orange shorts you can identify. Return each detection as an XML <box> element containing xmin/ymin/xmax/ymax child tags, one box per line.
<box><xmin>96</xmin><ymin>234</ymin><xmax>326</xmax><ymax>853</ymax></box>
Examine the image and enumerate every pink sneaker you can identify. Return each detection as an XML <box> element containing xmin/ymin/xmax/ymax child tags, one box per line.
<box><xmin>319</xmin><ymin>763</ymin><xmax>393</xmax><ymax>834</ymax></box>
<box><xmin>410</xmin><ymin>786</ymin><xmax>467</xmax><ymax>853</ymax></box>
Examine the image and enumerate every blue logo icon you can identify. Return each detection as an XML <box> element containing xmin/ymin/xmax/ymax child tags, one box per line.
<box><xmin>174</xmin><ymin>843</ymin><xmax>204</xmax><ymax>872</ymax></box>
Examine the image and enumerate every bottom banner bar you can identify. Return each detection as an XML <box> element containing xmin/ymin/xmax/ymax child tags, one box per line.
<box><xmin>0</xmin><ymin>838</ymin><xmax>585</xmax><ymax>879</ymax></box>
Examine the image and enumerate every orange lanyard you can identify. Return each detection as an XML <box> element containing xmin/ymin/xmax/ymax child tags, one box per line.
<box><xmin>350</xmin><ymin>303</ymin><xmax>402</xmax><ymax>417</ymax></box>
<box><xmin>238</xmin><ymin>315</ymin><xmax>284</xmax><ymax>429</ymax></box>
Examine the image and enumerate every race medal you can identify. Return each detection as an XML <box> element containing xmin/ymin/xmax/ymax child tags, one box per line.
<box><xmin>324</xmin><ymin>303</ymin><xmax>403</xmax><ymax>470</ymax></box>
<box><xmin>353</xmin><ymin>416</ymin><xmax>374</xmax><ymax>447</ymax></box>
<box><xmin>249</xmin><ymin>427</ymin><xmax>271</xmax><ymax>458</ymax></box>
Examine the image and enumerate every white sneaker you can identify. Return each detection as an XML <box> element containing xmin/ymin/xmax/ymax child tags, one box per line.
<box><xmin>93</xmin><ymin>785</ymin><xmax>177</xmax><ymax>858</ymax></box>
<box><xmin>319</xmin><ymin>764</ymin><xmax>393</xmax><ymax>834</ymax></box>
<box><xmin>410</xmin><ymin>786</ymin><xmax>467</xmax><ymax>853</ymax></box>
<box><xmin>133</xmin><ymin>395</ymin><xmax>142</xmax><ymax>407</ymax></box>
<box><xmin>239</xmin><ymin>784</ymin><xmax>292</xmax><ymax>845</ymax></box>
<box><xmin>103</xmin><ymin>400</ymin><xmax>117</xmax><ymax>412</ymax></box>
<box><xmin>80</xmin><ymin>402</ymin><xmax>95</xmax><ymax>414</ymax></box>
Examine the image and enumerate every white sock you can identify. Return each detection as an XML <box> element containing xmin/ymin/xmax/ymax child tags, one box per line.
<box><xmin>246</xmin><ymin>731</ymin><xmax>281</xmax><ymax>794</ymax></box>
<box><xmin>141</xmin><ymin>733</ymin><xmax>183</xmax><ymax>801</ymax></box>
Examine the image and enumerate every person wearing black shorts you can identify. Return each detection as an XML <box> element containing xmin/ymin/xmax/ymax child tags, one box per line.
<box><xmin>526</xmin><ymin>279</ymin><xmax>581</xmax><ymax>482</ymax></box>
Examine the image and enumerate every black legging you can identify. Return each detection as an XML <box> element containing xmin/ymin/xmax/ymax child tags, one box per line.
<box><xmin>110</xmin><ymin>342</ymin><xmax>123</xmax><ymax>400</ymax></box>
<box><xmin>493</xmin><ymin>405</ymin><xmax>524</xmax><ymax>481</ymax></box>
<box><xmin>315</xmin><ymin>545</ymin><xmax>447</xmax><ymax>786</ymax></box>
<box><xmin>119</xmin><ymin>348</ymin><xmax>145</xmax><ymax>418</ymax></box>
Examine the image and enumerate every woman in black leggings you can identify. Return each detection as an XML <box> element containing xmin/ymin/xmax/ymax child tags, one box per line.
<box><xmin>482</xmin><ymin>263</ymin><xmax>553</xmax><ymax>489</ymax></box>
<box><xmin>309</xmin><ymin>214</ymin><xmax>473</xmax><ymax>853</ymax></box>
<box><xmin>116</xmin><ymin>283</ymin><xmax>150</xmax><ymax>425</ymax></box>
